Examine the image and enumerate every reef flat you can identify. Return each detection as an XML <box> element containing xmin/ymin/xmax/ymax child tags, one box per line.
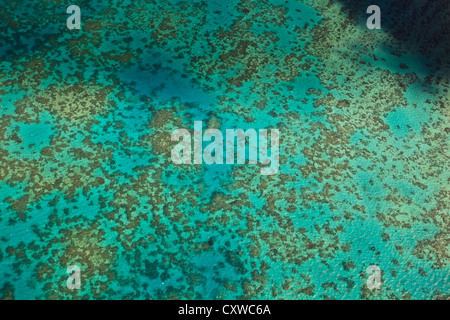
<box><xmin>0</xmin><ymin>0</ymin><xmax>448</xmax><ymax>299</ymax></box>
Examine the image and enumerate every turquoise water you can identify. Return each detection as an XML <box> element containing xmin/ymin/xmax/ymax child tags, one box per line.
<box><xmin>0</xmin><ymin>0</ymin><xmax>448</xmax><ymax>299</ymax></box>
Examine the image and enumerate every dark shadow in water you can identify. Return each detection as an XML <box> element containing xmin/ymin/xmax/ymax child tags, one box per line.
<box><xmin>336</xmin><ymin>0</ymin><xmax>450</xmax><ymax>79</ymax></box>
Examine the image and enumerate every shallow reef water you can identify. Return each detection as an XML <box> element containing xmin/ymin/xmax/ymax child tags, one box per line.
<box><xmin>0</xmin><ymin>0</ymin><xmax>449</xmax><ymax>299</ymax></box>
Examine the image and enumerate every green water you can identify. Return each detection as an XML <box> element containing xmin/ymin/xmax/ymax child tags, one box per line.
<box><xmin>0</xmin><ymin>0</ymin><xmax>448</xmax><ymax>299</ymax></box>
